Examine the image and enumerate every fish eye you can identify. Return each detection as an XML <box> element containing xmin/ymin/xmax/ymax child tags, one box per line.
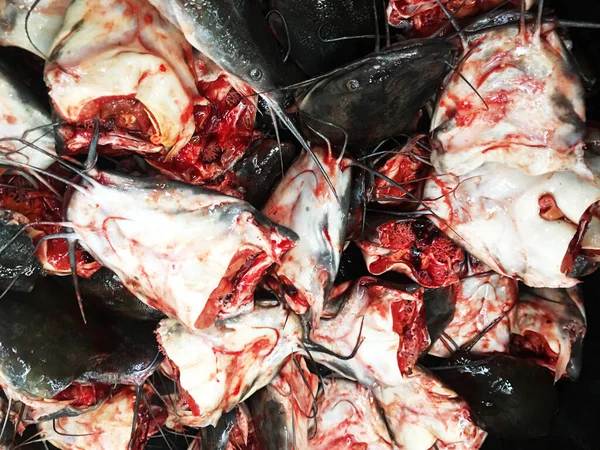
<box><xmin>250</xmin><ymin>68</ymin><xmax>263</xmax><ymax>81</ymax></box>
<box><xmin>347</xmin><ymin>79</ymin><xmax>360</xmax><ymax>91</ymax></box>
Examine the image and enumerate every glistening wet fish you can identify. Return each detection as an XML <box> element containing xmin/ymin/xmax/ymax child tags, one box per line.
<box><xmin>297</xmin><ymin>39</ymin><xmax>456</xmax><ymax>147</ymax></box>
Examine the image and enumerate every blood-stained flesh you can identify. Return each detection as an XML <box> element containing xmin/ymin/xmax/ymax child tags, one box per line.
<box><xmin>431</xmin><ymin>22</ymin><xmax>589</xmax><ymax>178</ymax></box>
<box><xmin>373</xmin><ymin>367</ymin><xmax>487</xmax><ymax>450</ymax></box>
<box><xmin>249</xmin><ymin>357</ymin><xmax>318</xmax><ymax>450</ymax></box>
<box><xmin>263</xmin><ymin>147</ymin><xmax>352</xmax><ymax>324</ymax></box>
<box><xmin>39</xmin><ymin>386</ymin><xmax>164</xmax><ymax>450</ymax></box>
<box><xmin>0</xmin><ymin>168</ymin><xmax>100</xmax><ymax>277</ymax></box>
<box><xmin>355</xmin><ymin>217</ymin><xmax>466</xmax><ymax>288</ymax></box>
<box><xmin>66</xmin><ymin>170</ymin><xmax>297</xmax><ymax>331</ymax></box>
<box><xmin>147</xmin><ymin>51</ymin><xmax>260</xmax><ymax>184</ymax></box>
<box><xmin>156</xmin><ymin>304</ymin><xmax>303</xmax><ymax>427</ymax></box>
<box><xmin>371</xmin><ymin>135</ymin><xmax>430</xmax><ymax>205</ymax></box>
<box><xmin>387</xmin><ymin>0</ymin><xmax>518</xmax><ymax>35</ymax></box>
<box><xmin>0</xmin><ymin>58</ymin><xmax>57</xmax><ymax>170</ymax></box>
<box><xmin>0</xmin><ymin>0</ymin><xmax>70</xmax><ymax>57</ymax></box>
<box><xmin>423</xmin><ymin>162</ymin><xmax>600</xmax><ymax>287</ymax></box>
<box><xmin>308</xmin><ymin>379</ymin><xmax>395</xmax><ymax>450</ymax></box>
<box><xmin>510</xmin><ymin>287</ymin><xmax>586</xmax><ymax>381</ymax></box>
<box><xmin>430</xmin><ymin>273</ymin><xmax>518</xmax><ymax>357</ymax></box>
<box><xmin>309</xmin><ymin>277</ymin><xmax>430</xmax><ymax>387</ymax></box>
<box><xmin>45</xmin><ymin>0</ymin><xmax>198</xmax><ymax>156</ymax></box>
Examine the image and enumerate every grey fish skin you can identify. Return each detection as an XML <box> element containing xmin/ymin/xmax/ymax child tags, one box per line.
<box><xmin>267</xmin><ymin>0</ymin><xmax>383</xmax><ymax>77</ymax></box>
<box><xmin>248</xmin><ymin>392</ymin><xmax>291</xmax><ymax>450</ymax></box>
<box><xmin>76</xmin><ymin>318</ymin><xmax>162</xmax><ymax>386</ymax></box>
<box><xmin>297</xmin><ymin>39</ymin><xmax>457</xmax><ymax>148</ymax></box>
<box><xmin>232</xmin><ymin>138</ymin><xmax>299</xmax><ymax>209</ymax></box>
<box><xmin>59</xmin><ymin>267</ymin><xmax>165</xmax><ymax>322</ymax></box>
<box><xmin>0</xmin><ymin>278</ymin><xmax>109</xmax><ymax>399</ymax></box>
<box><xmin>146</xmin><ymin>0</ymin><xmax>298</xmax><ymax>95</ymax></box>
<box><xmin>198</xmin><ymin>409</ymin><xmax>237</xmax><ymax>450</ymax></box>
<box><xmin>0</xmin><ymin>210</ymin><xmax>41</xmax><ymax>293</ymax></box>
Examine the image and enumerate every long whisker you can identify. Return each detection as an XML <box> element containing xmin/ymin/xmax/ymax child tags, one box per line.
<box><xmin>300</xmin><ymin>111</ymin><xmax>348</xmax><ymax>164</ymax></box>
<box><xmin>142</xmin><ymin>393</ymin><xmax>174</xmax><ymax>450</ymax></box>
<box><xmin>0</xmin><ymin>232</ymin><xmax>76</xmax><ymax>300</ymax></box>
<box><xmin>24</xmin><ymin>0</ymin><xmax>48</xmax><ymax>59</ymax></box>
<box><xmin>0</xmin><ymin>137</ymin><xmax>98</xmax><ymax>185</ymax></box>
<box><xmin>434</xmin><ymin>0</ymin><xmax>467</xmax><ymax>48</ymax></box>
<box><xmin>382</xmin><ymin>0</ymin><xmax>391</xmax><ymax>48</ymax></box>
<box><xmin>372</xmin><ymin>0</ymin><xmax>380</xmax><ymax>53</ymax></box>
<box><xmin>266</xmin><ymin>103</ymin><xmax>286</xmax><ymax>182</ymax></box>
<box><xmin>263</xmin><ymin>96</ymin><xmax>341</xmax><ymax>204</ymax></box>
<box><xmin>429</xmin><ymin>0</ymin><xmax>469</xmax><ymax>38</ymax></box>
<box><xmin>52</xmin><ymin>418</ymin><xmax>100</xmax><ymax>437</ymax></box>
<box><xmin>0</xmin><ymin>159</ymin><xmax>88</xmax><ymax>194</ymax></box>
<box><xmin>0</xmin><ymin>221</ymin><xmax>72</xmax><ymax>256</ymax></box>
<box><xmin>291</xmin><ymin>354</ymin><xmax>319</xmax><ymax>419</ymax></box>
<box><xmin>12</xmin><ymin>402</ymin><xmax>25</xmax><ymax>448</ymax></box>
<box><xmin>317</xmin><ymin>23</ymin><xmax>379</xmax><ymax>43</ymax></box>
<box><xmin>68</xmin><ymin>239</ymin><xmax>87</xmax><ymax>324</ymax></box>
<box><xmin>461</xmin><ymin>313</ymin><xmax>508</xmax><ymax>353</ymax></box>
<box><xmin>156</xmin><ymin>375</ymin><xmax>180</xmax><ymax>418</ymax></box>
<box><xmin>129</xmin><ymin>385</ymin><xmax>143</xmax><ymax>450</ymax></box>
<box><xmin>1</xmin><ymin>167</ymin><xmax>39</xmax><ymax>190</ymax></box>
<box><xmin>21</xmin><ymin>122</ymin><xmax>61</xmax><ymax>141</ymax></box>
<box><xmin>535</xmin><ymin>0</ymin><xmax>545</xmax><ymax>41</ymax></box>
<box><xmin>266</xmin><ymin>10</ymin><xmax>291</xmax><ymax>62</ymax></box>
<box><xmin>305</xmin><ymin>316</ymin><xmax>365</xmax><ymax>361</ymax></box>
<box><xmin>443</xmin><ymin>61</ymin><xmax>489</xmax><ymax>110</ymax></box>
<box><xmin>520</xmin><ymin>0</ymin><xmax>527</xmax><ymax>38</ymax></box>
<box><xmin>365</xmin><ymin>209</ymin><xmax>430</xmax><ymax>217</ymax></box>
<box><xmin>299</xmin><ymin>341</ymin><xmax>327</xmax><ymax>390</ymax></box>
<box><xmin>556</xmin><ymin>20</ymin><xmax>600</xmax><ymax>29</ymax></box>
<box><xmin>0</xmin><ymin>396</ymin><xmax>12</xmax><ymax>442</ymax></box>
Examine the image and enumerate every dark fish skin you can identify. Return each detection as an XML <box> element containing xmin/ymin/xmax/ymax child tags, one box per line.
<box><xmin>147</xmin><ymin>0</ymin><xmax>301</xmax><ymax>95</ymax></box>
<box><xmin>0</xmin><ymin>48</ymin><xmax>49</xmax><ymax>110</ymax></box>
<box><xmin>297</xmin><ymin>39</ymin><xmax>457</xmax><ymax>148</ymax></box>
<box><xmin>423</xmin><ymin>286</ymin><xmax>456</xmax><ymax>347</ymax></box>
<box><xmin>232</xmin><ymin>138</ymin><xmax>299</xmax><ymax>209</ymax></box>
<box><xmin>76</xmin><ymin>318</ymin><xmax>162</xmax><ymax>386</ymax></box>
<box><xmin>59</xmin><ymin>267</ymin><xmax>165</xmax><ymax>322</ymax></box>
<box><xmin>345</xmin><ymin>168</ymin><xmax>368</xmax><ymax>240</ymax></box>
<box><xmin>267</xmin><ymin>0</ymin><xmax>383</xmax><ymax>76</ymax></box>
<box><xmin>0</xmin><ymin>278</ymin><xmax>110</xmax><ymax>399</ymax></box>
<box><xmin>335</xmin><ymin>242</ymin><xmax>370</xmax><ymax>284</ymax></box>
<box><xmin>433</xmin><ymin>353</ymin><xmax>559</xmax><ymax>439</ymax></box>
<box><xmin>0</xmin><ymin>211</ymin><xmax>41</xmax><ymax>293</ymax></box>
<box><xmin>247</xmin><ymin>389</ymin><xmax>293</xmax><ymax>450</ymax></box>
<box><xmin>198</xmin><ymin>409</ymin><xmax>238</xmax><ymax>450</ymax></box>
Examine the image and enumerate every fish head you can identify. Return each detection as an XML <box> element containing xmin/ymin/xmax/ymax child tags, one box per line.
<box><xmin>298</xmin><ymin>39</ymin><xmax>457</xmax><ymax>146</ymax></box>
